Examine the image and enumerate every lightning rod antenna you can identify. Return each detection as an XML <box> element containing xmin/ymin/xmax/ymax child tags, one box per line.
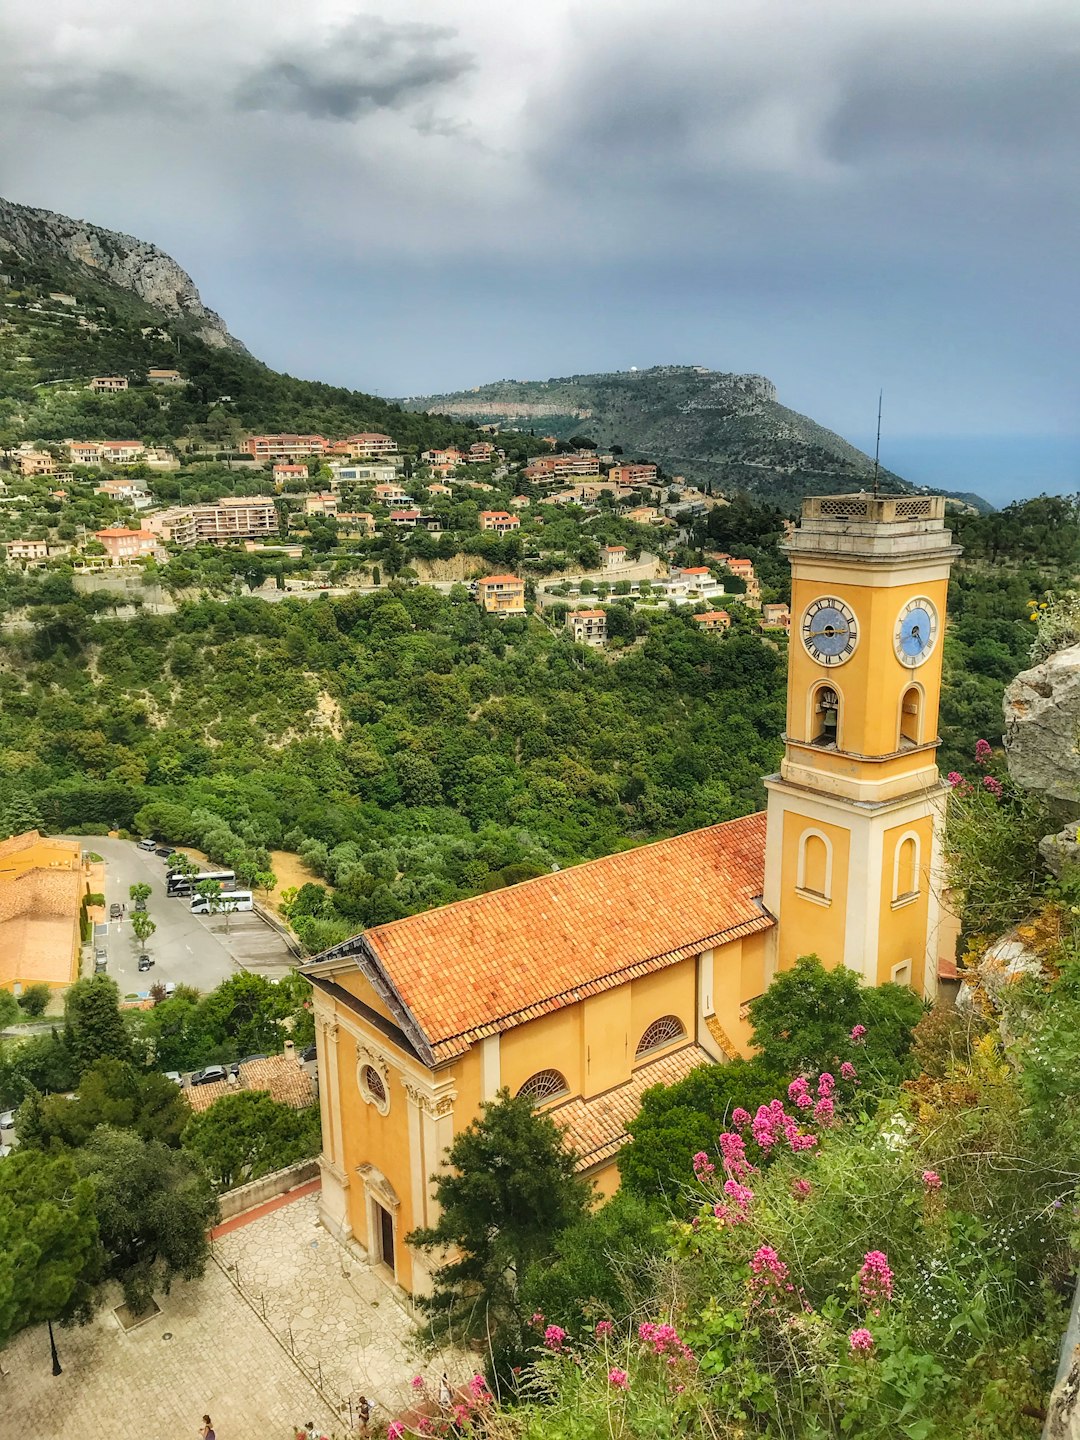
<box><xmin>872</xmin><ymin>389</ymin><xmax>883</xmax><ymax>497</ymax></box>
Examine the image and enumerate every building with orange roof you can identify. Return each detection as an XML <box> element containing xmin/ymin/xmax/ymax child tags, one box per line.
<box><xmin>693</xmin><ymin>610</ymin><xmax>732</xmax><ymax>632</ymax></box>
<box><xmin>479</xmin><ymin>510</ymin><xmax>520</xmax><ymax>534</ymax></box>
<box><xmin>475</xmin><ymin>574</ymin><xmax>525</xmax><ymax>614</ymax></box>
<box><xmin>90</xmin><ymin>375</ymin><xmax>127</xmax><ymax>393</ymax></box>
<box><xmin>567</xmin><ymin>608</ymin><xmax>607</xmax><ymax>646</ymax></box>
<box><xmin>304</xmin><ymin>492</ymin><xmax>961</xmax><ymax>1297</ymax></box>
<box><xmin>0</xmin><ymin>831</ymin><xmax>85</xmax><ymax>993</ymax></box>
<box><xmin>94</xmin><ymin>527</ymin><xmax>159</xmax><ymax>564</ymax></box>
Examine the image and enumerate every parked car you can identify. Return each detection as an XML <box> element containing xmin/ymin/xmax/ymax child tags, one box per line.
<box><xmin>138</xmin><ymin>838</ymin><xmax>157</xmax><ymax>852</ymax></box>
<box><xmin>164</xmin><ymin>981</ymin><xmax>176</xmax><ymax>998</ymax></box>
<box><xmin>109</xmin><ymin>902</ymin><xmax>123</xmax><ymax>920</ymax></box>
<box><xmin>190</xmin><ymin>1065</ymin><xmax>227</xmax><ymax>1087</ymax></box>
<box><xmin>301</xmin><ymin>1044</ymin><xmax>317</xmax><ymax>1063</ymax></box>
<box><xmin>134</xmin><ymin>896</ymin><xmax>148</xmax><ymax>912</ymax></box>
<box><xmin>94</xmin><ymin>948</ymin><xmax>107</xmax><ymax>972</ymax></box>
<box><xmin>155</xmin><ymin>846</ymin><xmax>175</xmax><ymax>859</ymax></box>
<box><xmin>0</xmin><ymin>1110</ymin><xmax>16</xmax><ymax>1131</ymax></box>
<box><xmin>164</xmin><ymin>1071</ymin><xmax>183</xmax><ymax>1086</ymax></box>
<box><xmin>137</xmin><ymin>954</ymin><xmax>153</xmax><ymax>972</ymax></box>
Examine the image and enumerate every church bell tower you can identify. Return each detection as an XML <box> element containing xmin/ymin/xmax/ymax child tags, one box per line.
<box><xmin>763</xmin><ymin>494</ymin><xmax>961</xmax><ymax>996</ymax></box>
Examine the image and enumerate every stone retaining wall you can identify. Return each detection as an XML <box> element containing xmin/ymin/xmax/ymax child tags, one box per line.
<box><xmin>217</xmin><ymin>1158</ymin><xmax>320</xmax><ymax>1220</ymax></box>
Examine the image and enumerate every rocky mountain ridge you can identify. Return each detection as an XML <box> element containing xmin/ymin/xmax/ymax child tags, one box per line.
<box><xmin>0</xmin><ymin>196</ymin><xmax>245</xmax><ymax>354</ymax></box>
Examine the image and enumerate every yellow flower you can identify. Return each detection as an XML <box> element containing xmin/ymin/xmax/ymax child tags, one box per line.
<box><xmin>1030</xmin><ymin>614</ymin><xmax>1039</xmax><ymax>622</ymax></box>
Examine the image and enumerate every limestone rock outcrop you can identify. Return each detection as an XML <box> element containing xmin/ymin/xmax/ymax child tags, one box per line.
<box><xmin>1004</xmin><ymin>643</ymin><xmax>1080</xmax><ymax>812</ymax></box>
<box><xmin>0</xmin><ymin>195</ymin><xmax>245</xmax><ymax>353</ymax></box>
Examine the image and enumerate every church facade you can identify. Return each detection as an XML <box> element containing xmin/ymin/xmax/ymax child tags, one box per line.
<box><xmin>302</xmin><ymin>493</ymin><xmax>960</xmax><ymax>1295</ymax></box>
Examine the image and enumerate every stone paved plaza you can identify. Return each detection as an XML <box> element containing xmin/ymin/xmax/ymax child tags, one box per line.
<box><xmin>212</xmin><ymin>1192</ymin><xmax>469</xmax><ymax>1423</ymax></box>
<box><xmin>1</xmin><ymin>1192</ymin><xmax>467</xmax><ymax>1440</ymax></box>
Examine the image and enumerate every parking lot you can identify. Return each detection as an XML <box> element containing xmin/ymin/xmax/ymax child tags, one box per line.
<box><xmin>78</xmin><ymin>838</ymin><xmax>301</xmax><ymax>999</ymax></box>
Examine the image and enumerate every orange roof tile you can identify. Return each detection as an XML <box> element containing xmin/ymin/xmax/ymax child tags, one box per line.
<box><xmin>477</xmin><ymin>574</ymin><xmax>522</xmax><ymax>586</ymax></box>
<box><xmin>552</xmin><ymin>1044</ymin><xmax>711</xmax><ymax>1170</ymax></box>
<box><xmin>319</xmin><ymin>813</ymin><xmax>769</xmax><ymax>1064</ymax></box>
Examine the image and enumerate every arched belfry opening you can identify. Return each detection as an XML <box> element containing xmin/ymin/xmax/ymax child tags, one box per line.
<box><xmin>899</xmin><ymin>685</ymin><xmax>923</xmax><ymax>748</ymax></box>
<box><xmin>811</xmin><ymin>684</ymin><xmax>840</xmax><ymax>748</ymax></box>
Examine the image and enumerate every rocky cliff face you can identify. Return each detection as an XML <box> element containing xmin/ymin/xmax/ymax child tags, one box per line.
<box><xmin>0</xmin><ymin>196</ymin><xmax>246</xmax><ymax>353</ymax></box>
<box><xmin>1004</xmin><ymin>644</ymin><xmax>1080</xmax><ymax>812</ymax></box>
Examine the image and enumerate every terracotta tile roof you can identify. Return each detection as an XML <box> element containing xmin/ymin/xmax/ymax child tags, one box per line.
<box><xmin>352</xmin><ymin>812</ymin><xmax>769</xmax><ymax>1063</ymax></box>
<box><xmin>184</xmin><ymin>1079</ymin><xmax>231</xmax><ymax>1113</ymax></box>
<box><xmin>477</xmin><ymin>574</ymin><xmax>522</xmax><ymax>586</ymax></box>
<box><xmin>184</xmin><ymin>1056</ymin><xmax>315</xmax><ymax>1114</ymax></box>
<box><xmin>552</xmin><ymin>1044</ymin><xmax>712</xmax><ymax>1170</ymax></box>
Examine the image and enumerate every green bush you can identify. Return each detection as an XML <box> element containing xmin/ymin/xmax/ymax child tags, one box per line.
<box><xmin>18</xmin><ymin>983</ymin><xmax>51</xmax><ymax>1018</ymax></box>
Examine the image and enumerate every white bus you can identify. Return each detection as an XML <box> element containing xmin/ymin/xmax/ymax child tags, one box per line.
<box><xmin>190</xmin><ymin>889</ymin><xmax>253</xmax><ymax>915</ymax></box>
<box><xmin>167</xmin><ymin>868</ymin><xmax>236</xmax><ymax>897</ymax></box>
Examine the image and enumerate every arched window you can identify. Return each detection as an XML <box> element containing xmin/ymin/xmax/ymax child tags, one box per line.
<box><xmin>810</xmin><ymin>684</ymin><xmax>840</xmax><ymax>748</ymax></box>
<box><xmin>516</xmin><ymin>1069</ymin><xmax>569</xmax><ymax>1104</ymax></box>
<box><xmin>797</xmin><ymin>828</ymin><xmax>832</xmax><ymax>901</ymax></box>
<box><xmin>899</xmin><ymin>685</ymin><xmax>923</xmax><ymax>748</ymax></box>
<box><xmin>893</xmin><ymin>832</ymin><xmax>920</xmax><ymax>903</ymax></box>
<box><xmin>635</xmin><ymin>1015</ymin><xmax>686</xmax><ymax>1057</ymax></box>
<box><xmin>362</xmin><ymin>1066</ymin><xmax>387</xmax><ymax>1105</ymax></box>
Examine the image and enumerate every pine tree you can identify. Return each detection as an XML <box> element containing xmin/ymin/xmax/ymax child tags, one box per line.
<box><xmin>64</xmin><ymin>975</ymin><xmax>131</xmax><ymax>1077</ymax></box>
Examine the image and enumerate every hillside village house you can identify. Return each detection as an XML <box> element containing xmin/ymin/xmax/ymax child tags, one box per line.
<box><xmin>243</xmin><ymin>434</ymin><xmax>327</xmax><ymax>461</ymax></box>
<box><xmin>18</xmin><ymin>449</ymin><xmax>56</xmax><ymax>477</ymax></box>
<box><xmin>67</xmin><ymin>441</ymin><xmax>102</xmax><ymax>465</ymax></box>
<box><xmin>6</xmin><ymin>539</ymin><xmax>50</xmax><ymax>565</ymax></box>
<box><xmin>426</xmin><ymin>482</ymin><xmax>452</xmax><ymax>497</ymax></box>
<box><xmin>374</xmin><ymin>482</ymin><xmax>411</xmax><ymax>504</ymax></box>
<box><xmin>95</xmin><ymin>478</ymin><xmax>145</xmax><ymax>501</ymax></box>
<box><xmin>348</xmin><ymin>433</ymin><xmax>398</xmax><ymax>458</ymax></box>
<box><xmin>331</xmin><ymin>464</ymin><xmax>398</xmax><ymax>491</ymax></box>
<box><xmin>693</xmin><ymin>610</ymin><xmax>732</xmax><ymax>633</ymax></box>
<box><xmin>479</xmin><ymin>510</ymin><xmax>520</xmax><ymax>534</ymax></box>
<box><xmin>304</xmin><ymin>493</ymin><xmax>339</xmax><ymax>517</ymax></box>
<box><xmin>468</xmin><ymin>442</ymin><xmax>503</xmax><ymax>464</ymax></box>
<box><xmin>90</xmin><ymin>375</ymin><xmax>127</xmax><ymax>393</ymax></box>
<box><xmin>98</xmin><ymin>442</ymin><xmax>145</xmax><ymax>465</ymax></box>
<box><xmin>273</xmin><ymin>463</ymin><xmax>310</xmax><ymax>488</ymax></box>
<box><xmin>306</xmin><ymin>493</ymin><xmax>960</xmax><ymax>1294</ymax></box>
<box><xmin>0</xmin><ymin>832</ymin><xmax>89</xmax><ymax>993</ymax></box>
<box><xmin>146</xmin><ymin>497</ymin><xmax>278</xmax><ymax>546</ymax></box>
<box><xmin>608</xmin><ymin>463</ymin><xmax>659</xmax><ymax>487</ymax></box>
<box><xmin>335</xmin><ymin>512</ymin><xmax>376</xmax><ymax>537</ymax></box>
<box><xmin>476</xmin><ymin>574</ymin><xmax>526</xmax><ymax>615</ymax></box>
<box><xmin>422</xmin><ymin>448</ymin><xmax>467</xmax><ymax>476</ymax></box>
<box><xmin>510</xmin><ymin>494</ymin><xmax>530</xmax><ymax>509</ymax></box>
<box><xmin>94</xmin><ymin>527</ymin><xmax>159</xmax><ymax>565</ymax></box>
<box><xmin>761</xmin><ymin>603</ymin><xmax>791</xmax><ymax>631</ymax></box>
<box><xmin>567</xmin><ymin>608</ymin><xmax>607</xmax><ymax>646</ymax></box>
<box><xmin>604</xmin><ymin>544</ymin><xmax>628</xmax><ymax>569</ymax></box>
<box><xmin>147</xmin><ymin>368</ymin><xmax>185</xmax><ymax>386</ymax></box>
<box><xmin>388</xmin><ymin>509</ymin><xmax>421</xmax><ymax>528</ymax></box>
<box><xmin>525</xmin><ymin>454</ymin><xmax>601</xmax><ymax>481</ymax></box>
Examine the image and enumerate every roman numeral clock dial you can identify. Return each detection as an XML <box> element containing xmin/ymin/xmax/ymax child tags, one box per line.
<box><xmin>801</xmin><ymin>597</ymin><xmax>859</xmax><ymax>667</ymax></box>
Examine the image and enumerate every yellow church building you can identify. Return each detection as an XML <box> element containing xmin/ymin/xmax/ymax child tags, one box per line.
<box><xmin>302</xmin><ymin>492</ymin><xmax>959</xmax><ymax>1294</ymax></box>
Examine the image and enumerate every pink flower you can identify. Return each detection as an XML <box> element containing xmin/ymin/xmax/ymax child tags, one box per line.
<box><xmin>749</xmin><ymin>1245</ymin><xmax>790</xmax><ymax>1297</ymax></box>
<box><xmin>850</xmin><ymin>1024</ymin><xmax>867</xmax><ymax>1044</ymax></box>
<box><xmin>411</xmin><ymin>1375</ymin><xmax>425</xmax><ymax>1390</ymax></box>
<box><xmin>974</xmin><ymin>738</ymin><xmax>993</xmax><ymax>766</ymax></box>
<box><xmin>724</xmin><ymin>1178</ymin><xmax>755</xmax><ymax>1209</ymax></box>
<box><xmin>469</xmin><ymin>1373</ymin><xmax>490</xmax><ymax>1402</ymax></box>
<box><xmin>922</xmin><ymin>1169</ymin><xmax>942</xmax><ymax>1191</ymax></box>
<box><xmin>795</xmin><ymin>1091</ymin><xmax>813</xmax><ymax>1109</ymax></box>
<box><xmin>817</xmin><ymin>1072</ymin><xmax>835</xmax><ymax>1099</ymax></box>
<box><xmin>530</xmin><ymin>1311</ymin><xmax>545</xmax><ymax>1327</ymax></box>
<box><xmin>849</xmin><ymin>1327</ymin><xmax>874</xmax><ymax>1353</ymax></box>
<box><xmin>718</xmin><ymin>1130</ymin><xmax>753</xmax><ymax>1177</ymax></box>
<box><xmin>595</xmin><ymin>1320</ymin><xmax>613</xmax><ymax>1338</ymax></box>
<box><xmin>387</xmin><ymin>1426</ymin><xmax>405</xmax><ymax>1440</ymax></box>
<box><xmin>858</xmin><ymin>1251</ymin><xmax>894</xmax><ymax>1309</ymax></box>
<box><xmin>791</xmin><ymin>1177</ymin><xmax>813</xmax><ymax>1202</ymax></box>
<box><xmin>813</xmin><ymin>1097</ymin><xmax>835</xmax><ymax>1125</ymax></box>
<box><xmin>608</xmin><ymin>1367</ymin><xmax>630</xmax><ymax>1391</ymax></box>
<box><xmin>947</xmin><ymin>771</ymin><xmax>964</xmax><ymax>788</ymax></box>
<box><xmin>788</xmin><ymin>1077</ymin><xmax>810</xmax><ymax>1102</ymax></box>
<box><xmin>731</xmin><ymin>1107</ymin><xmax>751</xmax><ymax>1128</ymax></box>
<box><xmin>418</xmin><ymin>1421</ymin><xmax>433</xmax><ymax>1437</ymax></box>
<box><xmin>452</xmin><ymin>1404</ymin><xmax>470</xmax><ymax>1426</ymax></box>
<box><xmin>544</xmin><ymin>1324</ymin><xmax>567</xmax><ymax>1350</ymax></box>
<box><xmin>692</xmin><ymin>1150</ymin><xmax>716</xmax><ymax>1178</ymax></box>
<box><xmin>638</xmin><ymin>1322</ymin><xmax>693</xmax><ymax>1361</ymax></box>
<box><xmin>840</xmin><ymin>1061</ymin><xmax>857</xmax><ymax>1081</ymax></box>
<box><xmin>983</xmin><ymin>775</ymin><xmax>1003</xmax><ymax>798</ymax></box>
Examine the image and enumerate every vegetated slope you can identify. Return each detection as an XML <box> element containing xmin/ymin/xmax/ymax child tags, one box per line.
<box><xmin>404</xmin><ymin>366</ymin><xmax>989</xmax><ymax>512</ymax></box>
<box><xmin>0</xmin><ymin>196</ymin><xmax>476</xmax><ymax>452</ymax></box>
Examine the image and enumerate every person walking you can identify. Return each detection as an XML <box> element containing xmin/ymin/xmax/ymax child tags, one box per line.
<box><xmin>438</xmin><ymin>1373</ymin><xmax>452</xmax><ymax>1408</ymax></box>
<box><xmin>357</xmin><ymin>1395</ymin><xmax>371</xmax><ymax>1435</ymax></box>
<box><xmin>199</xmin><ymin>1417</ymin><xmax>215</xmax><ymax>1440</ymax></box>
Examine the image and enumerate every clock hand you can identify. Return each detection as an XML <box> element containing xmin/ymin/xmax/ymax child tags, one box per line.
<box><xmin>808</xmin><ymin>626</ymin><xmax>849</xmax><ymax>638</ymax></box>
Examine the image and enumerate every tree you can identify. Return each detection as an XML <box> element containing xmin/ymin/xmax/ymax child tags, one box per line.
<box><xmin>408</xmin><ymin>1089</ymin><xmax>591</xmax><ymax>1373</ymax></box>
<box><xmin>0</xmin><ymin>988</ymin><xmax>19</xmax><ymax>1029</ymax></box>
<box><xmin>128</xmin><ymin>882</ymin><xmax>152</xmax><ymax>907</ymax></box>
<box><xmin>0</xmin><ymin>1150</ymin><xmax>100</xmax><ymax>1346</ymax></box>
<box><xmin>130</xmin><ymin>911</ymin><xmax>156</xmax><ymax>947</ymax></box>
<box><xmin>64</xmin><ymin>975</ymin><xmax>131</xmax><ymax>1075</ymax></box>
<box><xmin>19</xmin><ymin>1058</ymin><xmax>191</xmax><ymax>1151</ymax></box>
<box><xmin>18</xmin><ymin>982</ymin><xmax>51</xmax><ymax>1018</ymax></box>
<box><xmin>182</xmin><ymin>1091</ymin><xmax>321</xmax><ymax>1190</ymax></box>
<box><xmin>195</xmin><ymin>878</ymin><xmax>226</xmax><ymax>930</ymax></box>
<box><xmin>74</xmin><ymin>1126</ymin><xmax>217</xmax><ymax>1316</ymax></box>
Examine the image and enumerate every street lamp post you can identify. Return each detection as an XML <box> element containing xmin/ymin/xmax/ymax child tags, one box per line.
<box><xmin>47</xmin><ymin>1319</ymin><xmax>62</xmax><ymax>1375</ymax></box>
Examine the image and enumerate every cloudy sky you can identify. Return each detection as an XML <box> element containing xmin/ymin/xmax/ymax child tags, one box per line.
<box><xmin>2</xmin><ymin>0</ymin><xmax>1078</xmax><ymax>499</ymax></box>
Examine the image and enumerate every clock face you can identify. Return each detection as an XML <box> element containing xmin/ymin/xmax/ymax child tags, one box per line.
<box><xmin>801</xmin><ymin>597</ymin><xmax>858</xmax><ymax>667</ymax></box>
<box><xmin>895</xmin><ymin>597</ymin><xmax>938</xmax><ymax>667</ymax></box>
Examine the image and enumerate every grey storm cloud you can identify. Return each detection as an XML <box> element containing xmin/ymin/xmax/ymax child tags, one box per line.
<box><xmin>235</xmin><ymin>16</ymin><xmax>474</xmax><ymax>122</ymax></box>
<box><xmin>12</xmin><ymin>65</ymin><xmax>180</xmax><ymax>120</ymax></box>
